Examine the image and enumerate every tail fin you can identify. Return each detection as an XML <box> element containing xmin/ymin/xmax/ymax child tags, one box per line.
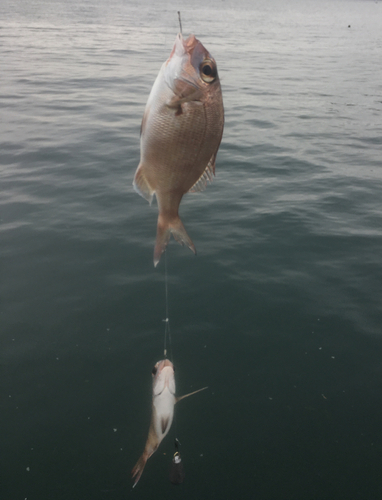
<box><xmin>154</xmin><ymin>213</ymin><xmax>196</xmax><ymax>267</ymax></box>
<box><xmin>131</xmin><ymin>452</ymin><xmax>148</xmax><ymax>488</ymax></box>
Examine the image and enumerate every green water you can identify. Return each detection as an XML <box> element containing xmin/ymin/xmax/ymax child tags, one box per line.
<box><xmin>1</xmin><ymin>0</ymin><xmax>382</xmax><ymax>498</ymax></box>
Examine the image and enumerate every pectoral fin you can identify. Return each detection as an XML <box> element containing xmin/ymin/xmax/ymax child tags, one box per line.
<box><xmin>166</xmin><ymin>88</ymin><xmax>204</xmax><ymax>109</ymax></box>
<box><xmin>176</xmin><ymin>386</ymin><xmax>208</xmax><ymax>403</ymax></box>
<box><xmin>133</xmin><ymin>165</ymin><xmax>154</xmax><ymax>204</ymax></box>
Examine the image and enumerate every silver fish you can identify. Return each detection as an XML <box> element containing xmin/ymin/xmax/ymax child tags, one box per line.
<box><xmin>131</xmin><ymin>359</ymin><xmax>207</xmax><ymax>487</ymax></box>
<box><xmin>133</xmin><ymin>32</ymin><xmax>224</xmax><ymax>266</ymax></box>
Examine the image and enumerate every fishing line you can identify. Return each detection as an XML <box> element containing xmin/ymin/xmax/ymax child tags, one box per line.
<box><xmin>163</xmin><ymin>11</ymin><xmax>183</xmax><ymax>360</ymax></box>
<box><xmin>163</xmin><ymin>10</ymin><xmax>182</xmax><ymax>361</ymax></box>
<box><xmin>177</xmin><ymin>11</ymin><xmax>183</xmax><ymax>35</ymax></box>
<box><xmin>164</xmin><ymin>13</ymin><xmax>186</xmax><ymax>484</ymax></box>
<box><xmin>162</xmin><ymin>251</ymin><xmax>185</xmax><ymax>484</ymax></box>
<box><xmin>163</xmin><ymin>250</ymin><xmax>173</xmax><ymax>361</ymax></box>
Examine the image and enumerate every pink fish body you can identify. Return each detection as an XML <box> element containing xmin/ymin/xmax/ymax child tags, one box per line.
<box><xmin>133</xmin><ymin>32</ymin><xmax>224</xmax><ymax>266</ymax></box>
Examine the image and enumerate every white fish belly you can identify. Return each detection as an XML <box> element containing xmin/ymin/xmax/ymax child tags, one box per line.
<box><xmin>153</xmin><ymin>388</ymin><xmax>175</xmax><ymax>439</ymax></box>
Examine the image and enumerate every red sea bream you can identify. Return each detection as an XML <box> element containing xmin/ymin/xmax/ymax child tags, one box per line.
<box><xmin>133</xmin><ymin>32</ymin><xmax>224</xmax><ymax>266</ymax></box>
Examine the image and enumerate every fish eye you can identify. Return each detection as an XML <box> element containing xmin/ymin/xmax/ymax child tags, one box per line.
<box><xmin>152</xmin><ymin>366</ymin><xmax>157</xmax><ymax>376</ymax></box>
<box><xmin>200</xmin><ymin>59</ymin><xmax>217</xmax><ymax>83</ymax></box>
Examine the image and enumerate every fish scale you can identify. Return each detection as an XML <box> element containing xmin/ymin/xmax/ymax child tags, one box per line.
<box><xmin>133</xmin><ymin>32</ymin><xmax>224</xmax><ymax>266</ymax></box>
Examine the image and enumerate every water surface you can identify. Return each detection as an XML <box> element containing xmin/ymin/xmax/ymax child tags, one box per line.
<box><xmin>1</xmin><ymin>0</ymin><xmax>382</xmax><ymax>498</ymax></box>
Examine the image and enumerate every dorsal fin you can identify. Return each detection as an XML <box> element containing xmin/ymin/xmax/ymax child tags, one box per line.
<box><xmin>188</xmin><ymin>155</ymin><xmax>216</xmax><ymax>193</ymax></box>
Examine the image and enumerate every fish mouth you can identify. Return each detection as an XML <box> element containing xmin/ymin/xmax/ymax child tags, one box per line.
<box><xmin>168</xmin><ymin>33</ymin><xmax>198</xmax><ymax>60</ymax></box>
<box><xmin>166</xmin><ymin>32</ymin><xmax>184</xmax><ymax>63</ymax></box>
<box><xmin>158</xmin><ymin>359</ymin><xmax>173</xmax><ymax>370</ymax></box>
<box><xmin>165</xmin><ymin>32</ymin><xmax>215</xmax><ymax>92</ymax></box>
<box><xmin>184</xmin><ymin>34</ymin><xmax>198</xmax><ymax>51</ymax></box>
<box><xmin>153</xmin><ymin>360</ymin><xmax>175</xmax><ymax>396</ymax></box>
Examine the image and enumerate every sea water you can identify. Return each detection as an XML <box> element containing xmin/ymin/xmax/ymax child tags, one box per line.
<box><xmin>1</xmin><ymin>0</ymin><xmax>382</xmax><ymax>498</ymax></box>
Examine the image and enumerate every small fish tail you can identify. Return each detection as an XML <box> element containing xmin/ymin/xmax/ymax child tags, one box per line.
<box><xmin>154</xmin><ymin>213</ymin><xmax>196</xmax><ymax>267</ymax></box>
<box><xmin>131</xmin><ymin>452</ymin><xmax>148</xmax><ymax>488</ymax></box>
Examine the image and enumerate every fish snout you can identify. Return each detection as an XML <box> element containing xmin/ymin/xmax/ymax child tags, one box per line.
<box><xmin>162</xmin><ymin>359</ymin><xmax>174</xmax><ymax>369</ymax></box>
<box><xmin>157</xmin><ymin>359</ymin><xmax>174</xmax><ymax>371</ymax></box>
<box><xmin>153</xmin><ymin>363</ymin><xmax>176</xmax><ymax>396</ymax></box>
<box><xmin>152</xmin><ymin>359</ymin><xmax>173</xmax><ymax>374</ymax></box>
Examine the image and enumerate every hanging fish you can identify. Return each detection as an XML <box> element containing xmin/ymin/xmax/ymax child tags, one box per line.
<box><xmin>133</xmin><ymin>31</ymin><xmax>224</xmax><ymax>266</ymax></box>
<box><xmin>132</xmin><ymin>359</ymin><xmax>207</xmax><ymax>487</ymax></box>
